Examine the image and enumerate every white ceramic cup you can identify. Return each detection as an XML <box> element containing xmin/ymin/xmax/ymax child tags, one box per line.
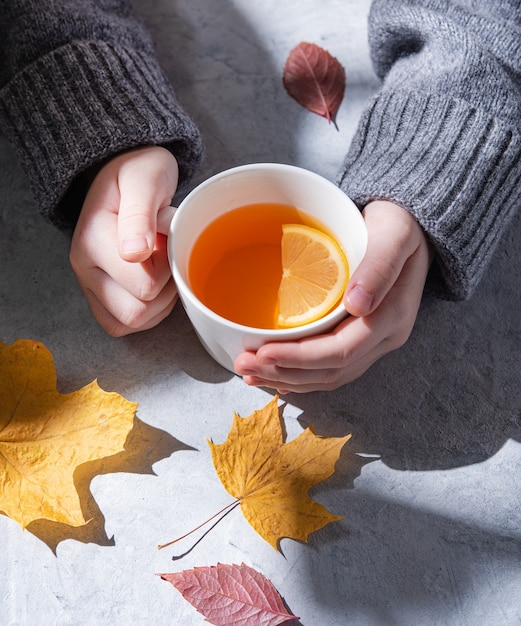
<box><xmin>167</xmin><ymin>163</ymin><xmax>367</xmax><ymax>373</ymax></box>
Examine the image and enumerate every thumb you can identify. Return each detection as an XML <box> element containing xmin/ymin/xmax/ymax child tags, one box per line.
<box><xmin>116</xmin><ymin>147</ymin><xmax>179</xmax><ymax>262</ymax></box>
<box><xmin>157</xmin><ymin>205</ymin><xmax>177</xmax><ymax>236</ymax></box>
<box><xmin>344</xmin><ymin>200</ymin><xmax>419</xmax><ymax>317</ymax></box>
<box><xmin>118</xmin><ymin>198</ymin><xmax>157</xmax><ymax>263</ymax></box>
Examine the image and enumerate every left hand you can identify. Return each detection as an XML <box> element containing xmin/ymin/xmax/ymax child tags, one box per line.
<box><xmin>234</xmin><ymin>200</ymin><xmax>433</xmax><ymax>392</ymax></box>
<box><xmin>70</xmin><ymin>146</ymin><xmax>179</xmax><ymax>336</ymax></box>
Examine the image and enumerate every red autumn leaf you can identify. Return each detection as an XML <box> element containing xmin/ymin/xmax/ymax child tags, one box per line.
<box><xmin>160</xmin><ymin>562</ymin><xmax>299</xmax><ymax>626</ymax></box>
<box><xmin>283</xmin><ymin>41</ymin><xmax>345</xmax><ymax>126</ymax></box>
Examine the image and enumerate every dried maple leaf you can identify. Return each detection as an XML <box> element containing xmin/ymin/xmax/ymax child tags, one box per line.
<box><xmin>0</xmin><ymin>339</ymin><xmax>136</xmax><ymax>529</ymax></box>
<box><xmin>283</xmin><ymin>41</ymin><xmax>345</xmax><ymax>126</ymax></box>
<box><xmin>160</xmin><ymin>562</ymin><xmax>298</xmax><ymax>626</ymax></box>
<box><xmin>208</xmin><ymin>396</ymin><xmax>351</xmax><ymax>550</ymax></box>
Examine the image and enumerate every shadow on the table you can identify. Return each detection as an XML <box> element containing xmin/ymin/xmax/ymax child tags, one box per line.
<box><xmin>131</xmin><ymin>213</ymin><xmax>521</xmax><ymax>474</ymax></box>
<box><xmin>131</xmin><ymin>0</ymin><xmax>520</xmax><ymax>475</ymax></box>
<box><xmin>163</xmin><ymin>224</ymin><xmax>521</xmax><ymax>474</ymax></box>
<box><xmin>283</xmin><ymin>216</ymin><xmax>521</xmax><ymax>622</ymax></box>
<box><xmin>298</xmin><ymin>490</ymin><xmax>521</xmax><ymax>625</ymax></box>
<box><xmin>23</xmin><ymin>418</ymin><xmax>194</xmax><ymax>554</ymax></box>
<box><xmin>257</xmin><ymin>209</ymin><xmax>521</xmax><ymax>473</ymax></box>
<box><xmin>134</xmin><ymin>0</ymin><xmax>303</xmax><ymax>191</ymax></box>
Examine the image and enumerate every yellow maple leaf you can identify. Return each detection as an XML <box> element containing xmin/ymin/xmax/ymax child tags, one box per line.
<box><xmin>0</xmin><ymin>339</ymin><xmax>136</xmax><ymax>529</ymax></box>
<box><xmin>208</xmin><ymin>395</ymin><xmax>351</xmax><ymax>550</ymax></box>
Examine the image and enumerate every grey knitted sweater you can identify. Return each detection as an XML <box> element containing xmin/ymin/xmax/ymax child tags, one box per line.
<box><xmin>1</xmin><ymin>1</ymin><xmax>520</xmax><ymax>301</ymax></box>
<box><xmin>339</xmin><ymin>0</ymin><xmax>521</xmax><ymax>299</ymax></box>
<box><xmin>0</xmin><ymin>0</ymin><xmax>204</xmax><ymax>228</ymax></box>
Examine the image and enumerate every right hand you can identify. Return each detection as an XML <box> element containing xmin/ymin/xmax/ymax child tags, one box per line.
<box><xmin>234</xmin><ymin>200</ymin><xmax>434</xmax><ymax>392</ymax></box>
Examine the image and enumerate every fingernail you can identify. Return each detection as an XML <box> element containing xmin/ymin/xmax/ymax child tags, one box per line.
<box><xmin>259</xmin><ymin>357</ymin><xmax>277</xmax><ymax>366</ymax></box>
<box><xmin>346</xmin><ymin>284</ymin><xmax>373</xmax><ymax>314</ymax></box>
<box><xmin>240</xmin><ymin>369</ymin><xmax>258</xmax><ymax>377</ymax></box>
<box><xmin>121</xmin><ymin>236</ymin><xmax>149</xmax><ymax>255</ymax></box>
<box><xmin>244</xmin><ymin>376</ymin><xmax>263</xmax><ymax>387</ymax></box>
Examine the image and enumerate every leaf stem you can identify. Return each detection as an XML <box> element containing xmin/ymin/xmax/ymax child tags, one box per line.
<box><xmin>158</xmin><ymin>499</ymin><xmax>240</xmax><ymax>550</ymax></box>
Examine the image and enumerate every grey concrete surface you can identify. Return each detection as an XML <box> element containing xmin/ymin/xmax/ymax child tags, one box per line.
<box><xmin>1</xmin><ymin>1</ymin><xmax>520</xmax><ymax>624</ymax></box>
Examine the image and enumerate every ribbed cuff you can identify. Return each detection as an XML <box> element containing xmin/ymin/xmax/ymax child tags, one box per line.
<box><xmin>0</xmin><ymin>41</ymin><xmax>204</xmax><ymax>227</ymax></box>
<box><xmin>337</xmin><ymin>90</ymin><xmax>521</xmax><ymax>299</ymax></box>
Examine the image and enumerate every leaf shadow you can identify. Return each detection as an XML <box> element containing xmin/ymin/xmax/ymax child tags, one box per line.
<box><xmin>23</xmin><ymin>417</ymin><xmax>194</xmax><ymax>553</ymax></box>
<box><xmin>275</xmin><ymin>460</ymin><xmax>377</xmax><ymax>560</ymax></box>
<box><xmin>275</xmin><ymin>400</ymin><xmax>376</xmax><ymax>558</ymax></box>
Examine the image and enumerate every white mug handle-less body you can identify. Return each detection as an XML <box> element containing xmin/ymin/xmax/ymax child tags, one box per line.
<box><xmin>167</xmin><ymin>163</ymin><xmax>367</xmax><ymax>372</ymax></box>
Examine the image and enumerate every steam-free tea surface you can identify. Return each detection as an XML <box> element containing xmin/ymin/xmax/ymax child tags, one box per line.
<box><xmin>189</xmin><ymin>202</ymin><xmax>316</xmax><ymax>328</ymax></box>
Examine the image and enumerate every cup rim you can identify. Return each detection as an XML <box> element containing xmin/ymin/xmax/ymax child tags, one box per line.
<box><xmin>168</xmin><ymin>162</ymin><xmax>365</xmax><ymax>338</ymax></box>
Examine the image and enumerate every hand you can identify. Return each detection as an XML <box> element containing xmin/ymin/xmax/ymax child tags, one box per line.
<box><xmin>234</xmin><ymin>200</ymin><xmax>433</xmax><ymax>392</ymax></box>
<box><xmin>70</xmin><ymin>146</ymin><xmax>179</xmax><ymax>336</ymax></box>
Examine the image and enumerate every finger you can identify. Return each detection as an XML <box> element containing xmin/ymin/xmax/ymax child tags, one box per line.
<box><xmin>117</xmin><ymin>149</ymin><xmax>179</xmax><ymax>262</ymax></box>
<box><xmin>157</xmin><ymin>205</ymin><xmax>177</xmax><ymax>235</ymax></box>
<box><xmin>86</xmin><ymin>290</ymin><xmax>178</xmax><ymax>337</ymax></box>
<box><xmin>239</xmin><ymin>356</ymin><xmax>377</xmax><ymax>393</ymax></box>
<box><xmin>237</xmin><ymin>324</ymin><xmax>390</xmax><ymax>393</ymax></box>
<box><xmin>344</xmin><ymin>201</ymin><xmax>422</xmax><ymax>317</ymax></box>
<box><xmin>252</xmin><ymin>316</ymin><xmax>379</xmax><ymax>371</ymax></box>
<box><xmin>234</xmin><ymin>317</ymin><xmax>379</xmax><ymax>388</ymax></box>
<box><xmin>79</xmin><ymin>266</ymin><xmax>178</xmax><ymax>335</ymax></box>
<box><xmin>240</xmin><ymin>363</ymin><xmax>352</xmax><ymax>392</ymax></box>
<box><xmin>75</xmin><ymin>218</ymin><xmax>173</xmax><ymax>301</ymax></box>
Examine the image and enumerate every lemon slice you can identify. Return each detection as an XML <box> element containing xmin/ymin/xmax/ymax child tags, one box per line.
<box><xmin>276</xmin><ymin>223</ymin><xmax>349</xmax><ymax>328</ymax></box>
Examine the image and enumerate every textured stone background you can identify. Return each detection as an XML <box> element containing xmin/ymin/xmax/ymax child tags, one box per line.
<box><xmin>1</xmin><ymin>1</ymin><xmax>520</xmax><ymax>624</ymax></box>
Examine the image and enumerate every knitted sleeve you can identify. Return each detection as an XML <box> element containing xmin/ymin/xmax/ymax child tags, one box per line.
<box><xmin>0</xmin><ymin>0</ymin><xmax>204</xmax><ymax>228</ymax></box>
<box><xmin>337</xmin><ymin>0</ymin><xmax>521</xmax><ymax>300</ymax></box>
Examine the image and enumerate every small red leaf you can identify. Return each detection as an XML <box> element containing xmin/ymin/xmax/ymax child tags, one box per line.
<box><xmin>160</xmin><ymin>562</ymin><xmax>299</xmax><ymax>626</ymax></box>
<box><xmin>283</xmin><ymin>41</ymin><xmax>345</xmax><ymax>126</ymax></box>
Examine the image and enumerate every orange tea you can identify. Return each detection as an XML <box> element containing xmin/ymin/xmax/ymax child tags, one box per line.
<box><xmin>188</xmin><ymin>202</ymin><xmax>340</xmax><ymax>329</ymax></box>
